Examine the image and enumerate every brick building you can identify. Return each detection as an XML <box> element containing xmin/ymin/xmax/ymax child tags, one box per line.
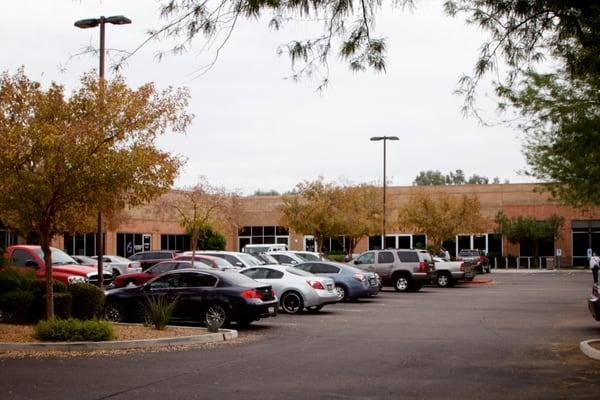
<box><xmin>3</xmin><ymin>183</ymin><xmax>599</xmax><ymax>267</ymax></box>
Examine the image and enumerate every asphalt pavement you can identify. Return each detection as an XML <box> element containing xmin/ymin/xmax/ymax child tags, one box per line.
<box><xmin>1</xmin><ymin>272</ymin><xmax>599</xmax><ymax>400</ymax></box>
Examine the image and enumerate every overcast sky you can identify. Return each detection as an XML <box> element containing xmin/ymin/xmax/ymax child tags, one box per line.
<box><xmin>2</xmin><ymin>0</ymin><xmax>534</xmax><ymax>195</ymax></box>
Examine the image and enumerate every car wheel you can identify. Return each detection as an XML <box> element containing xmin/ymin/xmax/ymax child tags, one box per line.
<box><xmin>281</xmin><ymin>291</ymin><xmax>304</xmax><ymax>314</ymax></box>
<box><xmin>335</xmin><ymin>285</ymin><xmax>348</xmax><ymax>301</ymax></box>
<box><xmin>436</xmin><ymin>272</ymin><xmax>452</xmax><ymax>288</ymax></box>
<box><xmin>393</xmin><ymin>275</ymin><xmax>411</xmax><ymax>292</ymax></box>
<box><xmin>307</xmin><ymin>305</ymin><xmax>323</xmax><ymax>313</ymax></box>
<box><xmin>105</xmin><ymin>302</ymin><xmax>125</xmax><ymax>322</ymax></box>
<box><xmin>204</xmin><ymin>304</ymin><xmax>229</xmax><ymax>327</ymax></box>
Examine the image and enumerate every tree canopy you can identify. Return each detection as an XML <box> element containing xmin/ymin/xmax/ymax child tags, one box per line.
<box><xmin>413</xmin><ymin>170</ymin><xmax>506</xmax><ymax>186</ymax></box>
<box><xmin>396</xmin><ymin>190</ymin><xmax>490</xmax><ymax>252</ymax></box>
<box><xmin>0</xmin><ymin>69</ymin><xmax>192</xmax><ymax>318</ymax></box>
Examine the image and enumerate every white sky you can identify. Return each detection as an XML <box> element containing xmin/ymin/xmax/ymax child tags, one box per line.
<box><xmin>2</xmin><ymin>0</ymin><xmax>534</xmax><ymax>195</ymax></box>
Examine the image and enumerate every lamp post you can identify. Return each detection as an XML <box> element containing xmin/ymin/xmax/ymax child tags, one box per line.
<box><xmin>75</xmin><ymin>15</ymin><xmax>131</xmax><ymax>288</ymax></box>
<box><xmin>370</xmin><ymin>136</ymin><xmax>399</xmax><ymax>249</ymax></box>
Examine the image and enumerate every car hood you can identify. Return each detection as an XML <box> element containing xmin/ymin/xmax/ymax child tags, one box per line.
<box><xmin>52</xmin><ymin>264</ymin><xmax>97</xmax><ymax>275</ymax></box>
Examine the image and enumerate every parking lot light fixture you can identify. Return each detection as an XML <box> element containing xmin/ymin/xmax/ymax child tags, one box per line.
<box><xmin>74</xmin><ymin>14</ymin><xmax>131</xmax><ymax>288</ymax></box>
<box><xmin>370</xmin><ymin>136</ymin><xmax>399</xmax><ymax>249</ymax></box>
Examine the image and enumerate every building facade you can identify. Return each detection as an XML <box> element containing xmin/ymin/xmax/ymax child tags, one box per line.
<box><xmin>4</xmin><ymin>183</ymin><xmax>600</xmax><ymax>267</ymax></box>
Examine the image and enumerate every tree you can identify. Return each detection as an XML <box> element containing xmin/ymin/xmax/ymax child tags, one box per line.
<box><xmin>413</xmin><ymin>170</ymin><xmax>446</xmax><ymax>186</ymax></box>
<box><xmin>279</xmin><ymin>179</ymin><xmax>381</xmax><ymax>253</ymax></box>
<box><xmin>413</xmin><ymin>170</ymin><xmax>503</xmax><ymax>186</ymax></box>
<box><xmin>196</xmin><ymin>225</ymin><xmax>227</xmax><ymax>250</ymax></box>
<box><xmin>162</xmin><ymin>179</ymin><xmax>241</xmax><ymax>266</ymax></box>
<box><xmin>0</xmin><ymin>69</ymin><xmax>191</xmax><ymax>319</ymax></box>
<box><xmin>503</xmin><ymin>70</ymin><xmax>600</xmax><ymax>206</ymax></box>
<box><xmin>495</xmin><ymin>211</ymin><xmax>564</xmax><ymax>266</ymax></box>
<box><xmin>396</xmin><ymin>190</ymin><xmax>490</xmax><ymax>253</ymax></box>
<box><xmin>253</xmin><ymin>189</ymin><xmax>280</xmax><ymax>196</ymax></box>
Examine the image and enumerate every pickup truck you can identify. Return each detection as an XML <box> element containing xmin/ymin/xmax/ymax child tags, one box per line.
<box><xmin>4</xmin><ymin>245</ymin><xmax>112</xmax><ymax>286</ymax></box>
<box><xmin>431</xmin><ymin>256</ymin><xmax>475</xmax><ymax>287</ymax></box>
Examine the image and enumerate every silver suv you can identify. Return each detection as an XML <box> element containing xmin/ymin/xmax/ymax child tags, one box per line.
<box><xmin>351</xmin><ymin>249</ymin><xmax>435</xmax><ymax>292</ymax></box>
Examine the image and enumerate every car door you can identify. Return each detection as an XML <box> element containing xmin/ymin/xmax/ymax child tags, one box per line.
<box><xmin>173</xmin><ymin>272</ymin><xmax>218</xmax><ymax>321</ymax></box>
<box><xmin>142</xmin><ymin>273</ymin><xmax>182</xmax><ymax>319</ymax></box>
<box><xmin>375</xmin><ymin>251</ymin><xmax>395</xmax><ymax>280</ymax></box>
<box><xmin>353</xmin><ymin>251</ymin><xmax>376</xmax><ymax>273</ymax></box>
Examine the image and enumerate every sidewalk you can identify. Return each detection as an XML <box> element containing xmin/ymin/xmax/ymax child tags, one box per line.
<box><xmin>491</xmin><ymin>269</ymin><xmax>589</xmax><ymax>274</ymax></box>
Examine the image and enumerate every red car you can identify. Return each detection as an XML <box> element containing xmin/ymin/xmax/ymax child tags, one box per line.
<box><xmin>110</xmin><ymin>260</ymin><xmax>202</xmax><ymax>288</ymax></box>
<box><xmin>174</xmin><ymin>254</ymin><xmax>236</xmax><ymax>270</ymax></box>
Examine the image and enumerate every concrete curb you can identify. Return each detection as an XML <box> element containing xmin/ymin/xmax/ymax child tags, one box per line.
<box><xmin>580</xmin><ymin>339</ymin><xmax>600</xmax><ymax>361</ymax></box>
<box><xmin>0</xmin><ymin>325</ymin><xmax>238</xmax><ymax>352</ymax></box>
<box><xmin>464</xmin><ymin>279</ymin><xmax>493</xmax><ymax>284</ymax></box>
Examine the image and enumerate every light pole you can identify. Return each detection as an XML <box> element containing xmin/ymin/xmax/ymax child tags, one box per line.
<box><xmin>75</xmin><ymin>15</ymin><xmax>131</xmax><ymax>288</ymax></box>
<box><xmin>370</xmin><ymin>136</ymin><xmax>399</xmax><ymax>249</ymax></box>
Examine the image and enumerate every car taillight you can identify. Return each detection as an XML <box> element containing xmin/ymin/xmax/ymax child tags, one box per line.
<box><xmin>127</xmin><ymin>263</ymin><xmax>135</xmax><ymax>269</ymax></box>
<box><xmin>307</xmin><ymin>280</ymin><xmax>324</xmax><ymax>290</ymax></box>
<box><xmin>352</xmin><ymin>273</ymin><xmax>366</xmax><ymax>282</ymax></box>
<box><xmin>241</xmin><ymin>290</ymin><xmax>262</xmax><ymax>299</ymax></box>
<box><xmin>270</xmin><ymin>289</ymin><xmax>276</xmax><ymax>298</ymax></box>
<box><xmin>460</xmin><ymin>262</ymin><xmax>465</xmax><ymax>272</ymax></box>
<box><xmin>419</xmin><ymin>262</ymin><xmax>428</xmax><ymax>272</ymax></box>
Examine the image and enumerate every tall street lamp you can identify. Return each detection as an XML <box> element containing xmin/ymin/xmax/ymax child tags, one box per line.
<box><xmin>370</xmin><ymin>136</ymin><xmax>399</xmax><ymax>249</ymax></box>
<box><xmin>75</xmin><ymin>15</ymin><xmax>131</xmax><ymax>288</ymax></box>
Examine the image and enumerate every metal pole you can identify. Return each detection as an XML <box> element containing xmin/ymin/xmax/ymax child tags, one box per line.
<box><xmin>382</xmin><ymin>138</ymin><xmax>386</xmax><ymax>249</ymax></box>
<box><xmin>97</xmin><ymin>17</ymin><xmax>106</xmax><ymax>289</ymax></box>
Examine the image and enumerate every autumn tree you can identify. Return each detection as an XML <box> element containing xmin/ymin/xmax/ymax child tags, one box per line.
<box><xmin>0</xmin><ymin>69</ymin><xmax>191</xmax><ymax>319</ymax></box>
<box><xmin>161</xmin><ymin>179</ymin><xmax>241</xmax><ymax>265</ymax></box>
<box><xmin>397</xmin><ymin>190</ymin><xmax>490</xmax><ymax>253</ymax></box>
<box><xmin>336</xmin><ymin>184</ymin><xmax>381</xmax><ymax>254</ymax></box>
<box><xmin>495</xmin><ymin>211</ymin><xmax>564</xmax><ymax>266</ymax></box>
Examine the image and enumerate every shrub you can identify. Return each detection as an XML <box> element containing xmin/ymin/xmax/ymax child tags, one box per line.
<box><xmin>206</xmin><ymin>318</ymin><xmax>223</xmax><ymax>333</ymax></box>
<box><xmin>34</xmin><ymin>318</ymin><xmax>114</xmax><ymax>342</ymax></box>
<box><xmin>0</xmin><ymin>267</ymin><xmax>37</xmax><ymax>292</ymax></box>
<box><xmin>68</xmin><ymin>283</ymin><xmax>105</xmax><ymax>320</ymax></box>
<box><xmin>0</xmin><ymin>290</ymin><xmax>35</xmax><ymax>323</ymax></box>
<box><xmin>43</xmin><ymin>293</ymin><xmax>73</xmax><ymax>320</ymax></box>
<box><xmin>140</xmin><ymin>295</ymin><xmax>178</xmax><ymax>330</ymax></box>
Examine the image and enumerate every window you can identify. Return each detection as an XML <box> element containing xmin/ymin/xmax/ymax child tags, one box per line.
<box><xmin>238</xmin><ymin>225</ymin><xmax>289</xmax><ymax>251</ymax></box>
<box><xmin>11</xmin><ymin>249</ymin><xmax>33</xmax><ymax>267</ymax></box>
<box><xmin>180</xmin><ymin>273</ymin><xmax>217</xmax><ymax>287</ymax></box>
<box><xmin>355</xmin><ymin>252</ymin><xmax>375</xmax><ymax>265</ymax></box>
<box><xmin>378</xmin><ymin>251</ymin><xmax>395</xmax><ymax>263</ymax></box>
<box><xmin>397</xmin><ymin>251</ymin><xmax>419</xmax><ymax>263</ymax></box>
<box><xmin>63</xmin><ymin>233</ymin><xmax>103</xmax><ymax>256</ymax></box>
<box><xmin>240</xmin><ymin>268</ymin><xmax>269</xmax><ymax>279</ymax></box>
<box><xmin>149</xmin><ymin>262</ymin><xmax>177</xmax><ymax>274</ymax></box>
<box><xmin>149</xmin><ymin>274</ymin><xmax>179</xmax><ymax>289</ymax></box>
<box><xmin>267</xmin><ymin>269</ymin><xmax>284</xmax><ymax>279</ymax></box>
<box><xmin>312</xmin><ymin>263</ymin><xmax>339</xmax><ymax>274</ymax></box>
<box><xmin>161</xmin><ymin>234</ymin><xmax>191</xmax><ymax>252</ymax></box>
<box><xmin>272</xmin><ymin>254</ymin><xmax>296</xmax><ymax>264</ymax></box>
<box><xmin>117</xmin><ymin>233</ymin><xmax>151</xmax><ymax>258</ymax></box>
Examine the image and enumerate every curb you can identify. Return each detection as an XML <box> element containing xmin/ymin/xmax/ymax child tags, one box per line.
<box><xmin>580</xmin><ymin>339</ymin><xmax>600</xmax><ymax>361</ymax></box>
<box><xmin>464</xmin><ymin>279</ymin><xmax>494</xmax><ymax>284</ymax></box>
<box><xmin>0</xmin><ymin>326</ymin><xmax>238</xmax><ymax>352</ymax></box>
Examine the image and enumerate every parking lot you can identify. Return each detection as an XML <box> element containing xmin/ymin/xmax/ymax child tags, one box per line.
<box><xmin>2</xmin><ymin>272</ymin><xmax>599</xmax><ymax>399</ymax></box>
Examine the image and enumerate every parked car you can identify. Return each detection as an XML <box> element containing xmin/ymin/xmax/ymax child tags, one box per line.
<box><xmin>239</xmin><ymin>265</ymin><xmax>339</xmax><ymax>313</ymax></box>
<box><xmin>129</xmin><ymin>250</ymin><xmax>178</xmax><ymax>270</ymax></box>
<box><xmin>92</xmin><ymin>255</ymin><xmax>142</xmax><ymax>277</ymax></box>
<box><xmin>456</xmin><ymin>249</ymin><xmax>490</xmax><ymax>274</ymax></box>
<box><xmin>105</xmin><ymin>269</ymin><xmax>278</xmax><ymax>327</ymax></box>
<box><xmin>267</xmin><ymin>251</ymin><xmax>305</xmax><ymax>265</ymax></box>
<box><xmin>242</xmin><ymin>244</ymin><xmax>288</xmax><ymax>254</ymax></box>
<box><xmin>4</xmin><ymin>245</ymin><xmax>112</xmax><ymax>286</ymax></box>
<box><xmin>193</xmin><ymin>251</ymin><xmax>262</xmax><ymax>268</ymax></box>
<box><xmin>250</xmin><ymin>253</ymin><xmax>280</xmax><ymax>265</ymax></box>
<box><xmin>290</xmin><ymin>251</ymin><xmax>324</xmax><ymax>261</ymax></box>
<box><xmin>71</xmin><ymin>255</ymin><xmax>98</xmax><ymax>267</ymax></box>
<box><xmin>294</xmin><ymin>261</ymin><xmax>380</xmax><ymax>301</ymax></box>
<box><xmin>431</xmin><ymin>256</ymin><xmax>475</xmax><ymax>287</ymax></box>
<box><xmin>351</xmin><ymin>249</ymin><xmax>434</xmax><ymax>292</ymax></box>
<box><xmin>110</xmin><ymin>260</ymin><xmax>203</xmax><ymax>288</ymax></box>
<box><xmin>174</xmin><ymin>254</ymin><xmax>236</xmax><ymax>270</ymax></box>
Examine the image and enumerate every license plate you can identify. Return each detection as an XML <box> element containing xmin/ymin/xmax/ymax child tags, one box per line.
<box><xmin>268</xmin><ymin>306</ymin><xmax>275</xmax><ymax>313</ymax></box>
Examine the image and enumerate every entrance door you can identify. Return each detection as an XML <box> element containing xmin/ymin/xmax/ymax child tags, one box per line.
<box><xmin>304</xmin><ymin>236</ymin><xmax>315</xmax><ymax>252</ymax></box>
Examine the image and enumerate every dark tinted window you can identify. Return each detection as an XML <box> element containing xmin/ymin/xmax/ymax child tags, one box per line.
<box><xmin>148</xmin><ymin>274</ymin><xmax>179</xmax><ymax>289</ymax></box>
<box><xmin>149</xmin><ymin>262</ymin><xmax>177</xmax><ymax>274</ymax></box>
<box><xmin>313</xmin><ymin>263</ymin><xmax>339</xmax><ymax>274</ymax></box>
<box><xmin>240</xmin><ymin>268</ymin><xmax>270</xmax><ymax>279</ymax></box>
<box><xmin>397</xmin><ymin>251</ymin><xmax>419</xmax><ymax>263</ymax></box>
<box><xmin>378</xmin><ymin>251</ymin><xmax>395</xmax><ymax>263</ymax></box>
<box><xmin>266</xmin><ymin>269</ymin><xmax>284</xmax><ymax>279</ymax></box>
<box><xmin>11</xmin><ymin>249</ymin><xmax>33</xmax><ymax>267</ymax></box>
<box><xmin>180</xmin><ymin>272</ymin><xmax>217</xmax><ymax>287</ymax></box>
<box><xmin>129</xmin><ymin>253</ymin><xmax>142</xmax><ymax>261</ymax></box>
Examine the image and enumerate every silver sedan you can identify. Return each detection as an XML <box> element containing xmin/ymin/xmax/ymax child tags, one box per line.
<box><xmin>239</xmin><ymin>265</ymin><xmax>339</xmax><ymax>314</ymax></box>
<box><xmin>93</xmin><ymin>255</ymin><xmax>142</xmax><ymax>277</ymax></box>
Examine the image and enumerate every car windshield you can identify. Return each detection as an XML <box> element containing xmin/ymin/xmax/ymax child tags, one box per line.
<box><xmin>296</xmin><ymin>253</ymin><xmax>320</xmax><ymax>261</ymax></box>
<box><xmin>109</xmin><ymin>256</ymin><xmax>132</xmax><ymax>263</ymax></box>
<box><xmin>238</xmin><ymin>254</ymin><xmax>262</xmax><ymax>266</ymax></box>
<box><xmin>286</xmin><ymin>267</ymin><xmax>313</xmax><ymax>277</ymax></box>
<box><xmin>213</xmin><ymin>257</ymin><xmax>234</xmax><ymax>268</ymax></box>
<box><xmin>35</xmin><ymin>248</ymin><xmax>78</xmax><ymax>265</ymax></box>
<box><xmin>460</xmin><ymin>250</ymin><xmax>478</xmax><ymax>256</ymax></box>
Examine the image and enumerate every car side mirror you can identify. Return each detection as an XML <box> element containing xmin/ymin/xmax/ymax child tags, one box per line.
<box><xmin>25</xmin><ymin>260</ymin><xmax>39</xmax><ymax>269</ymax></box>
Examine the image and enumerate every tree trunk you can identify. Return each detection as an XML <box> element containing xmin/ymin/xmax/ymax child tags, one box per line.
<box><xmin>41</xmin><ymin>237</ymin><xmax>54</xmax><ymax>320</ymax></box>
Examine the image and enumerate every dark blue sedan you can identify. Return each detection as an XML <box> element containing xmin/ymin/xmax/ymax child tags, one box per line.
<box><xmin>104</xmin><ymin>269</ymin><xmax>278</xmax><ymax>327</ymax></box>
<box><xmin>294</xmin><ymin>261</ymin><xmax>380</xmax><ymax>301</ymax></box>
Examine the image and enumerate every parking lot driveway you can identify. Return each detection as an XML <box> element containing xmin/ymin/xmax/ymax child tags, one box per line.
<box><xmin>2</xmin><ymin>273</ymin><xmax>600</xmax><ymax>400</ymax></box>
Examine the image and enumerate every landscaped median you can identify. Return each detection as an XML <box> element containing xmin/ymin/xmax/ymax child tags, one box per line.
<box><xmin>0</xmin><ymin>323</ymin><xmax>237</xmax><ymax>352</ymax></box>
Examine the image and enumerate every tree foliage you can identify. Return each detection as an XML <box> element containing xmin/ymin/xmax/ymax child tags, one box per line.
<box><xmin>279</xmin><ymin>178</ymin><xmax>380</xmax><ymax>253</ymax></box>
<box><xmin>413</xmin><ymin>169</ymin><xmax>505</xmax><ymax>186</ymax></box>
<box><xmin>195</xmin><ymin>225</ymin><xmax>227</xmax><ymax>250</ymax></box>
<box><xmin>396</xmin><ymin>190</ymin><xmax>490</xmax><ymax>252</ymax></box>
<box><xmin>0</xmin><ymin>69</ymin><xmax>191</xmax><ymax>318</ymax></box>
